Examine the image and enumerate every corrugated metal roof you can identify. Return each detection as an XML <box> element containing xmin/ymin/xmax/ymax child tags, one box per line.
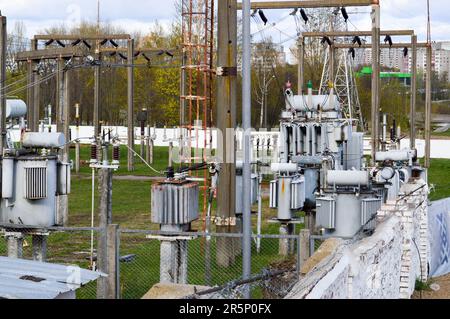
<box><xmin>0</xmin><ymin>256</ymin><xmax>106</xmax><ymax>299</ymax></box>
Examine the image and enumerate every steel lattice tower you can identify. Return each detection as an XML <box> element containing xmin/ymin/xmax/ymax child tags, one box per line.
<box><xmin>319</xmin><ymin>14</ymin><xmax>365</xmax><ymax>130</ymax></box>
<box><xmin>180</xmin><ymin>0</ymin><xmax>214</xmax><ymax>217</ymax></box>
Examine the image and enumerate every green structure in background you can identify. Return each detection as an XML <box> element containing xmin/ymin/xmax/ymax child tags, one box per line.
<box><xmin>357</xmin><ymin>66</ymin><xmax>411</xmax><ymax>80</ymax></box>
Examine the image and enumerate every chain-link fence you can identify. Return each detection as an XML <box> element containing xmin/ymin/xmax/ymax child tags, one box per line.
<box><xmin>0</xmin><ymin>225</ymin><xmax>310</xmax><ymax>299</ymax></box>
<box><xmin>118</xmin><ymin>230</ymin><xmax>303</xmax><ymax>299</ymax></box>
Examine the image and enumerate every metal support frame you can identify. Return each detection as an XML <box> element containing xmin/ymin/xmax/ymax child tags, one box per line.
<box><xmin>94</xmin><ymin>42</ymin><xmax>101</xmax><ymax>139</ymax></box>
<box><xmin>298</xmin><ymin>27</ymin><xmax>421</xmax><ymax>161</ymax></box>
<box><xmin>237</xmin><ymin>0</ymin><xmax>376</xmax><ymax>10</ymax></box>
<box><xmin>242</xmin><ymin>0</ymin><xmax>252</xmax><ymax>299</ymax></box>
<box><xmin>297</xmin><ymin>36</ymin><xmax>304</xmax><ymax>95</ymax></box>
<box><xmin>15</xmin><ymin>34</ymin><xmax>166</xmax><ymax>173</ymax></box>
<box><xmin>410</xmin><ymin>35</ymin><xmax>418</xmax><ymax>150</ymax></box>
<box><xmin>425</xmin><ymin>43</ymin><xmax>432</xmax><ymax>168</ymax></box>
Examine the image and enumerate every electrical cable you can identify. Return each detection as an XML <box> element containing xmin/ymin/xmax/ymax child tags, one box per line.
<box><xmin>121</xmin><ymin>140</ymin><xmax>164</xmax><ymax>175</ymax></box>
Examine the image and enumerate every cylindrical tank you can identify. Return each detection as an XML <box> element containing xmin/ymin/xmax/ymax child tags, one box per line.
<box><xmin>57</xmin><ymin>163</ymin><xmax>71</xmax><ymax>195</ymax></box>
<box><xmin>22</xmin><ymin>132</ymin><xmax>65</xmax><ymax>148</ymax></box>
<box><xmin>286</xmin><ymin>94</ymin><xmax>340</xmax><ymax>112</ymax></box>
<box><xmin>327</xmin><ymin>170</ymin><xmax>369</xmax><ymax>187</ymax></box>
<box><xmin>271</xmin><ymin>163</ymin><xmax>298</xmax><ymax>173</ymax></box>
<box><xmin>303</xmin><ymin>168</ymin><xmax>319</xmax><ymax>209</ymax></box>
<box><xmin>277</xmin><ymin>176</ymin><xmax>292</xmax><ymax>221</ymax></box>
<box><xmin>375</xmin><ymin>150</ymin><xmax>410</xmax><ymax>162</ymax></box>
<box><xmin>1</xmin><ymin>158</ymin><xmax>15</xmax><ymax>199</ymax></box>
<box><xmin>324</xmin><ymin>192</ymin><xmax>379</xmax><ymax>238</ymax></box>
<box><xmin>6</xmin><ymin>99</ymin><xmax>27</xmax><ymax>119</ymax></box>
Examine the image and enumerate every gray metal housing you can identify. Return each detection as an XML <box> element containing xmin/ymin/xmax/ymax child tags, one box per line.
<box><xmin>151</xmin><ymin>180</ymin><xmax>199</xmax><ymax>225</ymax></box>
<box><xmin>0</xmin><ymin>154</ymin><xmax>70</xmax><ymax>227</ymax></box>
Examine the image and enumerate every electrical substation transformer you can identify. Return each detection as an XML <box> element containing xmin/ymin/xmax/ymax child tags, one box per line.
<box><xmin>269</xmin><ymin>82</ymin><xmax>385</xmax><ymax>238</ymax></box>
<box><xmin>151</xmin><ymin>176</ymin><xmax>199</xmax><ymax>231</ymax></box>
<box><xmin>1</xmin><ymin>101</ymin><xmax>71</xmax><ymax>228</ymax></box>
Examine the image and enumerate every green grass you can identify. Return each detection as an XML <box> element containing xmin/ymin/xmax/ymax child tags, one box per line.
<box><xmin>70</xmin><ymin>144</ymin><xmax>171</xmax><ymax>177</ymax></box>
<box><xmin>427</xmin><ymin>159</ymin><xmax>450</xmax><ymax>201</ymax></box>
<box><xmin>432</xmin><ymin>130</ymin><xmax>450</xmax><ymax>138</ymax></box>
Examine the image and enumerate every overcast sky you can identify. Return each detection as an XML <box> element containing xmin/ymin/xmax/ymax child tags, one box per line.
<box><xmin>0</xmin><ymin>0</ymin><xmax>448</xmax><ymax>61</ymax></box>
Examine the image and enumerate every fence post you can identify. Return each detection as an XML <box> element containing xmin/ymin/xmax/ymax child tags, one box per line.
<box><xmin>299</xmin><ymin>229</ymin><xmax>311</xmax><ymax>272</ymax></box>
<box><xmin>106</xmin><ymin>224</ymin><xmax>119</xmax><ymax>299</ymax></box>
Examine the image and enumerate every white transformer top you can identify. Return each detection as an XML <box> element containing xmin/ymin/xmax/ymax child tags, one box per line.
<box><xmin>285</xmin><ymin>89</ymin><xmax>340</xmax><ymax>112</ymax></box>
<box><xmin>6</xmin><ymin>99</ymin><xmax>27</xmax><ymax>119</ymax></box>
<box><xmin>22</xmin><ymin>132</ymin><xmax>66</xmax><ymax>148</ymax></box>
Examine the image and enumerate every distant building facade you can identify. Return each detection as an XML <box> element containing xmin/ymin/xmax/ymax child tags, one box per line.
<box><xmin>357</xmin><ymin>41</ymin><xmax>450</xmax><ymax>81</ymax></box>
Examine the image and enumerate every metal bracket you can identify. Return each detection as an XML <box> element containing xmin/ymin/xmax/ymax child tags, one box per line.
<box><xmin>214</xmin><ymin>217</ymin><xmax>237</xmax><ymax>227</ymax></box>
<box><xmin>216</xmin><ymin>66</ymin><xmax>237</xmax><ymax>77</ymax></box>
<box><xmin>89</xmin><ymin>164</ymin><xmax>119</xmax><ymax>170</ymax></box>
<box><xmin>145</xmin><ymin>235</ymin><xmax>195</xmax><ymax>241</ymax></box>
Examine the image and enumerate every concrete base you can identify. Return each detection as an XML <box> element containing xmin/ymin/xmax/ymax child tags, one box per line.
<box><xmin>32</xmin><ymin>234</ymin><xmax>48</xmax><ymax>262</ymax></box>
<box><xmin>279</xmin><ymin>223</ymin><xmax>295</xmax><ymax>256</ymax></box>
<box><xmin>5</xmin><ymin>232</ymin><xmax>24</xmax><ymax>259</ymax></box>
<box><xmin>159</xmin><ymin>224</ymin><xmax>190</xmax><ymax>284</ymax></box>
<box><xmin>143</xmin><ymin>283</ymin><xmax>211</xmax><ymax>299</ymax></box>
<box><xmin>160</xmin><ymin>240</ymin><xmax>188</xmax><ymax>284</ymax></box>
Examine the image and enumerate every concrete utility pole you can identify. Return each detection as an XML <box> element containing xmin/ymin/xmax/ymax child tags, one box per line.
<box><xmin>31</xmin><ymin>39</ymin><xmax>39</xmax><ymax>132</ymax></box>
<box><xmin>0</xmin><ymin>15</ymin><xmax>6</xmax><ymax>155</ymax></box>
<box><xmin>242</xmin><ymin>0</ymin><xmax>252</xmax><ymax>298</ymax></box>
<box><xmin>216</xmin><ymin>0</ymin><xmax>238</xmax><ymax>268</ymax></box>
<box><xmin>371</xmin><ymin>2</ymin><xmax>380</xmax><ymax>165</ymax></box>
<box><xmin>410</xmin><ymin>35</ymin><xmax>417</xmax><ymax>150</ymax></box>
<box><xmin>96</xmin><ymin>161</ymin><xmax>113</xmax><ymax>298</ymax></box>
<box><xmin>56</xmin><ymin>58</ymin><xmax>69</xmax><ymax>226</ymax></box>
<box><xmin>63</xmin><ymin>69</ymin><xmax>71</xmax><ymax>162</ymax></box>
<box><xmin>127</xmin><ymin>39</ymin><xmax>135</xmax><ymax>171</ymax></box>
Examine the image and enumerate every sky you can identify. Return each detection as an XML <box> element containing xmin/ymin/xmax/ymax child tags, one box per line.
<box><xmin>0</xmin><ymin>0</ymin><xmax>448</xmax><ymax>62</ymax></box>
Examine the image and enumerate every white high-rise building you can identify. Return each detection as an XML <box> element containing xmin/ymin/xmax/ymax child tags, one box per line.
<box><xmin>359</xmin><ymin>48</ymin><xmax>409</xmax><ymax>72</ymax></box>
<box><xmin>410</xmin><ymin>43</ymin><xmax>450</xmax><ymax>81</ymax></box>
<box><xmin>358</xmin><ymin>41</ymin><xmax>450</xmax><ymax>81</ymax></box>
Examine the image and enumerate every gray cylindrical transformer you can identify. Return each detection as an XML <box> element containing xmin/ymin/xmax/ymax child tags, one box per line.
<box><xmin>303</xmin><ymin>168</ymin><xmax>319</xmax><ymax>209</ymax></box>
<box><xmin>327</xmin><ymin>170</ymin><xmax>369</xmax><ymax>187</ymax></box>
<box><xmin>6</xmin><ymin>99</ymin><xmax>27</xmax><ymax>119</ymax></box>
<box><xmin>1</xmin><ymin>158</ymin><xmax>15</xmax><ymax>199</ymax></box>
<box><xmin>316</xmin><ymin>192</ymin><xmax>382</xmax><ymax>238</ymax></box>
<box><xmin>22</xmin><ymin>132</ymin><xmax>65</xmax><ymax>148</ymax></box>
<box><xmin>57</xmin><ymin>163</ymin><xmax>71</xmax><ymax>195</ymax></box>
<box><xmin>277</xmin><ymin>176</ymin><xmax>292</xmax><ymax>221</ymax></box>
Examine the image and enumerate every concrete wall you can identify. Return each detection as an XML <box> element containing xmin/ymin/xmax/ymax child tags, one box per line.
<box><xmin>287</xmin><ymin>179</ymin><xmax>429</xmax><ymax>299</ymax></box>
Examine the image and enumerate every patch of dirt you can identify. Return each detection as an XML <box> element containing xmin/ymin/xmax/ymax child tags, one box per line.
<box><xmin>412</xmin><ymin>274</ymin><xmax>450</xmax><ymax>299</ymax></box>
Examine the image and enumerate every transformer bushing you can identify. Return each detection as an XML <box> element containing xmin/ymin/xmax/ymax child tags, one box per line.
<box><xmin>151</xmin><ymin>178</ymin><xmax>199</xmax><ymax>284</ymax></box>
